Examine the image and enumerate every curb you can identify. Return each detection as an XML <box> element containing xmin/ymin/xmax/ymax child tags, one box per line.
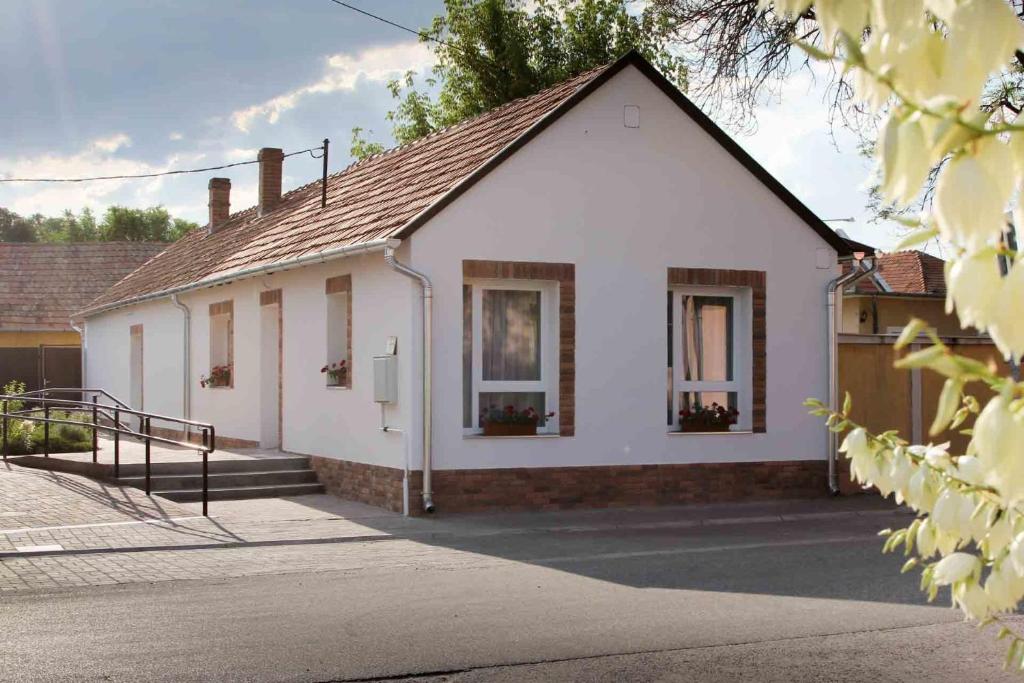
<box><xmin>0</xmin><ymin>507</ymin><xmax>910</xmax><ymax>560</ymax></box>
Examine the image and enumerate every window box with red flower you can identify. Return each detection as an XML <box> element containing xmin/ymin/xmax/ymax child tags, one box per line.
<box><xmin>677</xmin><ymin>402</ymin><xmax>738</xmax><ymax>433</ymax></box>
<box><xmin>321</xmin><ymin>359</ymin><xmax>349</xmax><ymax>388</ymax></box>
<box><xmin>480</xmin><ymin>404</ymin><xmax>555</xmax><ymax>437</ymax></box>
<box><xmin>200</xmin><ymin>364</ymin><xmax>232</xmax><ymax>389</ymax></box>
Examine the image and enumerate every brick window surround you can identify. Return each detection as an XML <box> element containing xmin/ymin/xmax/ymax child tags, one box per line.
<box><xmin>463</xmin><ymin>260</ymin><xmax>575</xmax><ymax>437</ymax></box>
<box><xmin>325</xmin><ymin>274</ymin><xmax>353</xmax><ymax>388</ymax></box>
<box><xmin>208</xmin><ymin>300</ymin><xmax>234</xmax><ymax>389</ymax></box>
<box><xmin>668</xmin><ymin>268</ymin><xmax>766</xmax><ymax>433</ymax></box>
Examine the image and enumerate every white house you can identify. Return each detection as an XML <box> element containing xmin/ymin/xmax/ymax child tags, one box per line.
<box><xmin>80</xmin><ymin>52</ymin><xmax>856</xmax><ymax>515</ymax></box>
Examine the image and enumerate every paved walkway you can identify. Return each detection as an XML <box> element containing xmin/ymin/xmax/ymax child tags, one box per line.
<box><xmin>0</xmin><ymin>458</ymin><xmax>910</xmax><ymax>593</ymax></box>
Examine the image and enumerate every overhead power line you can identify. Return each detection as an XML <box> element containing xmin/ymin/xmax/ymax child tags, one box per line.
<box><xmin>0</xmin><ymin>145</ymin><xmax>324</xmax><ymax>184</ymax></box>
<box><xmin>327</xmin><ymin>0</ymin><xmax>502</xmax><ymax>75</ymax></box>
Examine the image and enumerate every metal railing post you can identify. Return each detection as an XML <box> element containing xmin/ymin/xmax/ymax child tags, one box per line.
<box><xmin>113</xmin><ymin>408</ymin><xmax>120</xmax><ymax>479</ymax></box>
<box><xmin>43</xmin><ymin>404</ymin><xmax>49</xmax><ymax>458</ymax></box>
<box><xmin>202</xmin><ymin>427</ymin><xmax>209</xmax><ymax>517</ymax></box>
<box><xmin>144</xmin><ymin>416</ymin><xmax>151</xmax><ymax>496</ymax></box>
<box><xmin>2</xmin><ymin>399</ymin><xmax>8</xmax><ymax>461</ymax></box>
<box><xmin>91</xmin><ymin>396</ymin><xmax>98</xmax><ymax>463</ymax></box>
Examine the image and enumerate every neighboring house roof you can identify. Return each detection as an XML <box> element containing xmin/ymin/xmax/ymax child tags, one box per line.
<box><xmin>83</xmin><ymin>51</ymin><xmax>852</xmax><ymax>316</ymax></box>
<box><xmin>0</xmin><ymin>242</ymin><xmax>169</xmax><ymax>331</ymax></box>
<box><xmin>847</xmin><ymin>250</ymin><xmax>947</xmax><ymax>296</ymax></box>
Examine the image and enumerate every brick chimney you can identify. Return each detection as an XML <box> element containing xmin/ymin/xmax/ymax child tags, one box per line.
<box><xmin>258</xmin><ymin>147</ymin><xmax>284</xmax><ymax>217</ymax></box>
<box><xmin>208</xmin><ymin>177</ymin><xmax>231</xmax><ymax>233</ymax></box>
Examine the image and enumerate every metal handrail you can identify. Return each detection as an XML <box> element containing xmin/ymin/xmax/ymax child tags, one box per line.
<box><xmin>19</xmin><ymin>387</ymin><xmax>131</xmax><ymax>410</ymax></box>
<box><xmin>0</xmin><ymin>393</ymin><xmax>215</xmax><ymax>516</ymax></box>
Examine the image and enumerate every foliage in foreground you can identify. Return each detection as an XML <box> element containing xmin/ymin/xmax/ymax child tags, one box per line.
<box><xmin>764</xmin><ymin>0</ymin><xmax>1024</xmax><ymax>668</ymax></box>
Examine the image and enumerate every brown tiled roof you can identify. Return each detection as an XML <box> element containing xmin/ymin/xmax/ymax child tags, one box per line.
<box><xmin>85</xmin><ymin>52</ymin><xmax>852</xmax><ymax>314</ymax></box>
<box><xmin>849</xmin><ymin>250</ymin><xmax>947</xmax><ymax>296</ymax></box>
<box><xmin>84</xmin><ymin>64</ymin><xmax>612</xmax><ymax>313</ymax></box>
<box><xmin>0</xmin><ymin>242</ymin><xmax>169</xmax><ymax>331</ymax></box>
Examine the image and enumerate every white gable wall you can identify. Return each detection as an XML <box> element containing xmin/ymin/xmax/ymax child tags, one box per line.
<box><xmin>408</xmin><ymin>64</ymin><xmax>839</xmax><ymax>471</ymax></box>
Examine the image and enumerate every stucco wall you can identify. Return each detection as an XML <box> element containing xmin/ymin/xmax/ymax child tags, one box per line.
<box><xmin>86</xmin><ymin>252</ymin><xmax>415</xmax><ymax>469</ymax></box>
<box><xmin>85</xmin><ymin>298</ymin><xmax>185</xmax><ymax>421</ymax></box>
<box><xmin>407</xmin><ymin>64</ymin><xmax>839</xmax><ymax>471</ymax></box>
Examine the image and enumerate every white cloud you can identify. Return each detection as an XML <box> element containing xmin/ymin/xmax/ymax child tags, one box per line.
<box><xmin>169</xmin><ymin>131</ymin><xmax>184</xmax><ymax>141</ymax></box>
<box><xmin>224</xmin><ymin>148</ymin><xmax>257</xmax><ymax>161</ymax></box>
<box><xmin>89</xmin><ymin>133</ymin><xmax>132</xmax><ymax>154</ymax></box>
<box><xmin>230</xmin><ymin>41</ymin><xmax>435</xmax><ymax>132</ymax></box>
<box><xmin>0</xmin><ymin>136</ymin><xmax>202</xmax><ymax>217</ymax></box>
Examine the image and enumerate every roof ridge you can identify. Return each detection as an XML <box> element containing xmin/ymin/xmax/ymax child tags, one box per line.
<box><xmin>335</xmin><ymin>61</ymin><xmax>612</xmax><ymax>173</ymax></box>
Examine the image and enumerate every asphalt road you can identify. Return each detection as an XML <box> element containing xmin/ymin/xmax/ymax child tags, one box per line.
<box><xmin>0</xmin><ymin>512</ymin><xmax>1016</xmax><ymax>682</ymax></box>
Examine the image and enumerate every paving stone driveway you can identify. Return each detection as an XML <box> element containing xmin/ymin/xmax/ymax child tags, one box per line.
<box><xmin>0</xmin><ymin>459</ymin><xmax>909</xmax><ymax>594</ymax></box>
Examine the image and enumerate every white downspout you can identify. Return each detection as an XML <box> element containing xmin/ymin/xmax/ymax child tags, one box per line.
<box><xmin>171</xmin><ymin>294</ymin><xmax>192</xmax><ymax>434</ymax></box>
<box><xmin>383</xmin><ymin>239</ymin><xmax>435</xmax><ymax>513</ymax></box>
<box><xmin>826</xmin><ymin>253</ymin><xmax>877</xmax><ymax>495</ymax></box>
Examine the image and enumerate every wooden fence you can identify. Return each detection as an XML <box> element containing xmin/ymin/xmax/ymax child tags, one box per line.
<box><xmin>838</xmin><ymin>334</ymin><xmax>1008</xmax><ymax>458</ymax></box>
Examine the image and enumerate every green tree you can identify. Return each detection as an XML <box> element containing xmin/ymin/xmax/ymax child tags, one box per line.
<box><xmin>34</xmin><ymin>209</ymin><xmax>99</xmax><ymax>243</ymax></box>
<box><xmin>0</xmin><ymin>208</ymin><xmax>37</xmax><ymax>242</ymax></box>
<box><xmin>0</xmin><ymin>205</ymin><xmax>196</xmax><ymax>242</ymax></box>
<box><xmin>353</xmin><ymin>0</ymin><xmax>687</xmax><ymax>157</ymax></box>
<box><xmin>349</xmin><ymin>127</ymin><xmax>386</xmax><ymax>160</ymax></box>
<box><xmin>99</xmin><ymin>205</ymin><xmax>197</xmax><ymax>242</ymax></box>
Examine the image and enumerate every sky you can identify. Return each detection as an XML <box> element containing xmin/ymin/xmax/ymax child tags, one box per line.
<box><xmin>0</xmin><ymin>0</ymin><xmax>904</xmax><ymax>250</ymax></box>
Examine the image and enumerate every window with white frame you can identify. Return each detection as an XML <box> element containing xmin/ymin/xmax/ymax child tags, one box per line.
<box><xmin>668</xmin><ymin>286</ymin><xmax>752</xmax><ymax>432</ymax></box>
<box><xmin>324</xmin><ymin>275</ymin><xmax>351</xmax><ymax>388</ymax></box>
<box><xmin>463</xmin><ymin>279</ymin><xmax>559</xmax><ymax>433</ymax></box>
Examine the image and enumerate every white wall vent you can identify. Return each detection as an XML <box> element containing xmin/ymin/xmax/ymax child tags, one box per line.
<box><xmin>624</xmin><ymin>105</ymin><xmax>640</xmax><ymax>128</ymax></box>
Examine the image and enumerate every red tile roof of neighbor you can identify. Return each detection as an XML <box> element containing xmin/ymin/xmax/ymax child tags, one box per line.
<box><xmin>83</xmin><ymin>52</ymin><xmax>852</xmax><ymax>315</ymax></box>
<box><xmin>848</xmin><ymin>250</ymin><xmax>947</xmax><ymax>296</ymax></box>
<box><xmin>0</xmin><ymin>242</ymin><xmax>169</xmax><ymax>331</ymax></box>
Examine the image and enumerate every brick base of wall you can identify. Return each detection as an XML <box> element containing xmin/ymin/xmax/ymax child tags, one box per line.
<box><xmin>297</xmin><ymin>458</ymin><xmax>829</xmax><ymax>515</ymax></box>
<box><xmin>402</xmin><ymin>460</ymin><xmax>828</xmax><ymax>515</ymax></box>
<box><xmin>148</xmin><ymin>426</ymin><xmax>258</xmax><ymax>450</ymax></box>
<box><xmin>308</xmin><ymin>456</ymin><xmax>406</xmax><ymax>513</ymax></box>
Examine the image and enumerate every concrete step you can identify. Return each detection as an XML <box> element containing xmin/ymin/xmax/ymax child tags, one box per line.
<box><xmin>113</xmin><ymin>456</ymin><xmax>313</xmax><ymax>477</ymax></box>
<box><xmin>117</xmin><ymin>469</ymin><xmax>319</xmax><ymax>492</ymax></box>
<box><xmin>157</xmin><ymin>482</ymin><xmax>326</xmax><ymax>502</ymax></box>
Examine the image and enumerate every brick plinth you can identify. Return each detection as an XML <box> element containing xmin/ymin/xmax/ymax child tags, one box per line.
<box><xmin>308</xmin><ymin>456</ymin><xmax>405</xmax><ymax>513</ymax></box>
<box><xmin>287</xmin><ymin>457</ymin><xmax>829</xmax><ymax>515</ymax></box>
<box><xmin>402</xmin><ymin>460</ymin><xmax>827</xmax><ymax>515</ymax></box>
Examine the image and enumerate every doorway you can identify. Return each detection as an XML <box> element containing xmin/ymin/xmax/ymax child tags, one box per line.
<box><xmin>41</xmin><ymin>345</ymin><xmax>82</xmax><ymax>401</ymax></box>
<box><xmin>129</xmin><ymin>324</ymin><xmax>143</xmax><ymax>430</ymax></box>
<box><xmin>259</xmin><ymin>291</ymin><xmax>282</xmax><ymax>449</ymax></box>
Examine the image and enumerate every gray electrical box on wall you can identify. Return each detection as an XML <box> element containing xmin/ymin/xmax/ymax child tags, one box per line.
<box><xmin>373</xmin><ymin>354</ymin><xmax>397</xmax><ymax>403</ymax></box>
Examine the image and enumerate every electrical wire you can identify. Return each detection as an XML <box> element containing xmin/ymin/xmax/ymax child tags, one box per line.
<box><xmin>0</xmin><ymin>146</ymin><xmax>323</xmax><ymax>183</ymax></box>
<box><xmin>327</xmin><ymin>0</ymin><xmax>503</xmax><ymax>76</ymax></box>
